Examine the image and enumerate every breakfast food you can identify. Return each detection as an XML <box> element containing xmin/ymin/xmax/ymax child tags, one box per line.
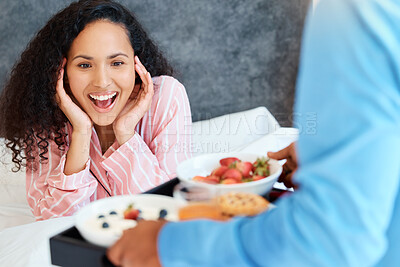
<box><xmin>178</xmin><ymin>192</ymin><xmax>270</xmax><ymax>221</ymax></box>
<box><xmin>215</xmin><ymin>192</ymin><xmax>269</xmax><ymax>217</ymax></box>
<box><xmin>192</xmin><ymin>156</ymin><xmax>271</xmax><ymax>185</ymax></box>
<box><xmin>178</xmin><ymin>203</ymin><xmax>229</xmax><ymax>221</ymax></box>
<box><xmin>85</xmin><ymin>209</ymin><xmax>138</xmax><ymax>238</ymax></box>
<box><xmin>85</xmin><ymin>203</ymin><xmax>172</xmax><ymax>238</ymax></box>
<box><xmin>123</xmin><ymin>204</ymin><xmax>141</xmax><ymax>220</ymax></box>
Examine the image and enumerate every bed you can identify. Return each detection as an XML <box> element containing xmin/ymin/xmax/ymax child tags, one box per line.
<box><xmin>0</xmin><ymin>106</ymin><xmax>298</xmax><ymax>266</ymax></box>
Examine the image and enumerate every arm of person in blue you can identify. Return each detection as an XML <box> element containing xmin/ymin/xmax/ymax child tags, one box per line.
<box><xmin>107</xmin><ymin>0</ymin><xmax>400</xmax><ymax>266</ymax></box>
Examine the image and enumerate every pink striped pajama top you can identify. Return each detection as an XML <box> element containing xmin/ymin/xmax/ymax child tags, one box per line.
<box><xmin>26</xmin><ymin>76</ymin><xmax>192</xmax><ymax>220</ymax></box>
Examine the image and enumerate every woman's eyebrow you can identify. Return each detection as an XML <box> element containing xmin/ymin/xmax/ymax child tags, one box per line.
<box><xmin>72</xmin><ymin>55</ymin><xmax>93</xmax><ymax>61</ymax></box>
<box><xmin>107</xmin><ymin>53</ymin><xmax>129</xmax><ymax>59</ymax></box>
<box><xmin>71</xmin><ymin>53</ymin><xmax>129</xmax><ymax>61</ymax></box>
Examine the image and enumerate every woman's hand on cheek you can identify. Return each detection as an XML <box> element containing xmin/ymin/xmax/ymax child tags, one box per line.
<box><xmin>113</xmin><ymin>56</ymin><xmax>154</xmax><ymax>145</ymax></box>
<box><xmin>55</xmin><ymin>58</ymin><xmax>93</xmax><ymax>135</ymax></box>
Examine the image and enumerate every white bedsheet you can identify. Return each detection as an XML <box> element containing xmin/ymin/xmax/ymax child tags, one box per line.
<box><xmin>0</xmin><ymin>217</ymin><xmax>74</xmax><ymax>266</ymax></box>
<box><xmin>0</xmin><ymin>203</ymin><xmax>35</xmax><ymax>230</ymax></box>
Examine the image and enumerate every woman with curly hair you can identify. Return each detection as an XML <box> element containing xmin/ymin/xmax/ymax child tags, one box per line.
<box><xmin>0</xmin><ymin>0</ymin><xmax>192</xmax><ymax>220</ymax></box>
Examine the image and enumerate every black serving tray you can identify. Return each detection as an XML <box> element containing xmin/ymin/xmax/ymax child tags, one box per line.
<box><xmin>50</xmin><ymin>178</ymin><xmax>180</xmax><ymax>267</ymax></box>
<box><xmin>50</xmin><ymin>226</ymin><xmax>113</xmax><ymax>267</ymax></box>
<box><xmin>49</xmin><ymin>177</ymin><xmax>289</xmax><ymax>266</ymax></box>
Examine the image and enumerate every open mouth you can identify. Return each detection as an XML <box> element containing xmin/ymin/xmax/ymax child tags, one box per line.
<box><xmin>88</xmin><ymin>92</ymin><xmax>118</xmax><ymax>110</ymax></box>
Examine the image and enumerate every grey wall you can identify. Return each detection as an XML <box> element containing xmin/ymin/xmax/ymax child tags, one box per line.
<box><xmin>0</xmin><ymin>0</ymin><xmax>309</xmax><ymax>126</ymax></box>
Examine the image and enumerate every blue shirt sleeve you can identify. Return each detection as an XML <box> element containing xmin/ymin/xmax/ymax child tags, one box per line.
<box><xmin>158</xmin><ymin>0</ymin><xmax>400</xmax><ymax>266</ymax></box>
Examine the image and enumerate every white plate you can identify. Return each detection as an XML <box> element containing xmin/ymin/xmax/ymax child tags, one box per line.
<box><xmin>75</xmin><ymin>194</ymin><xmax>185</xmax><ymax>247</ymax></box>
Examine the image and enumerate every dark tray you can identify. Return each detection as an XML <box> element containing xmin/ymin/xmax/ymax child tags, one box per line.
<box><xmin>49</xmin><ymin>178</ymin><xmax>289</xmax><ymax>266</ymax></box>
<box><xmin>50</xmin><ymin>178</ymin><xmax>180</xmax><ymax>267</ymax></box>
<box><xmin>50</xmin><ymin>226</ymin><xmax>113</xmax><ymax>267</ymax></box>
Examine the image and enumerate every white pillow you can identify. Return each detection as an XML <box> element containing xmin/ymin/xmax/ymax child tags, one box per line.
<box><xmin>191</xmin><ymin>106</ymin><xmax>280</xmax><ymax>156</ymax></box>
<box><xmin>0</xmin><ymin>140</ymin><xmax>27</xmax><ymax>205</ymax></box>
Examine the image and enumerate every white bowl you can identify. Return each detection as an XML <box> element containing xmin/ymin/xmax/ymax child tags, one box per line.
<box><xmin>75</xmin><ymin>194</ymin><xmax>184</xmax><ymax>247</ymax></box>
<box><xmin>176</xmin><ymin>152</ymin><xmax>282</xmax><ymax>196</ymax></box>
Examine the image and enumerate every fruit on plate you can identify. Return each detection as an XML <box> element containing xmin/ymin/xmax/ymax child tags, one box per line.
<box><xmin>123</xmin><ymin>204</ymin><xmax>140</xmax><ymax>220</ymax></box>
<box><xmin>211</xmin><ymin>166</ymin><xmax>229</xmax><ymax>177</ymax></box>
<box><xmin>192</xmin><ymin>156</ymin><xmax>271</xmax><ymax>184</ymax></box>
<box><xmin>253</xmin><ymin>157</ymin><xmax>271</xmax><ymax>177</ymax></box>
<box><xmin>192</xmin><ymin>175</ymin><xmax>220</xmax><ymax>184</ymax></box>
<box><xmin>235</xmin><ymin>161</ymin><xmax>253</xmax><ymax>177</ymax></box>
<box><xmin>219</xmin><ymin>157</ymin><xmax>239</xmax><ymax>167</ymax></box>
<box><xmin>221</xmin><ymin>168</ymin><xmax>242</xmax><ymax>181</ymax></box>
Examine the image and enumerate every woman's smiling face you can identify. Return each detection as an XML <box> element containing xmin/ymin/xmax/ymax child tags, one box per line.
<box><xmin>66</xmin><ymin>20</ymin><xmax>135</xmax><ymax>126</ymax></box>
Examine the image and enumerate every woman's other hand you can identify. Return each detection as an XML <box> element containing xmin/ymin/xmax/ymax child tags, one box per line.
<box><xmin>113</xmin><ymin>56</ymin><xmax>154</xmax><ymax>145</ymax></box>
<box><xmin>55</xmin><ymin>58</ymin><xmax>93</xmax><ymax>135</ymax></box>
<box><xmin>268</xmin><ymin>142</ymin><xmax>298</xmax><ymax>189</ymax></box>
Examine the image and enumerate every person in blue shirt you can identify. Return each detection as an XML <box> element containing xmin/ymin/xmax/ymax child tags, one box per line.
<box><xmin>107</xmin><ymin>0</ymin><xmax>400</xmax><ymax>266</ymax></box>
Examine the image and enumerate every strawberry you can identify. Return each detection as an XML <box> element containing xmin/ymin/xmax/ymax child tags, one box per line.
<box><xmin>193</xmin><ymin>175</ymin><xmax>219</xmax><ymax>184</ymax></box>
<box><xmin>192</xmin><ymin>176</ymin><xmax>207</xmax><ymax>181</ymax></box>
<box><xmin>220</xmin><ymin>178</ymin><xmax>240</xmax><ymax>184</ymax></box>
<box><xmin>235</xmin><ymin>161</ymin><xmax>253</xmax><ymax>177</ymax></box>
<box><xmin>203</xmin><ymin>175</ymin><xmax>220</xmax><ymax>184</ymax></box>
<box><xmin>211</xmin><ymin>166</ymin><xmax>229</xmax><ymax>177</ymax></box>
<box><xmin>124</xmin><ymin>204</ymin><xmax>140</xmax><ymax>220</ymax></box>
<box><xmin>219</xmin><ymin>157</ymin><xmax>239</xmax><ymax>167</ymax></box>
<box><xmin>221</xmin><ymin>168</ymin><xmax>242</xmax><ymax>182</ymax></box>
<box><xmin>124</xmin><ymin>209</ymin><xmax>140</xmax><ymax>220</ymax></box>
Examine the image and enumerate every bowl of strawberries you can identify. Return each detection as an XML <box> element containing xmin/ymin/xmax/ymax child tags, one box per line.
<box><xmin>176</xmin><ymin>152</ymin><xmax>282</xmax><ymax>196</ymax></box>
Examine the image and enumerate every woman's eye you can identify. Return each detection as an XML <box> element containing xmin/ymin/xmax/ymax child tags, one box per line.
<box><xmin>78</xmin><ymin>63</ymin><xmax>91</xmax><ymax>69</ymax></box>
<box><xmin>112</xmin><ymin>61</ymin><xmax>124</xmax><ymax>66</ymax></box>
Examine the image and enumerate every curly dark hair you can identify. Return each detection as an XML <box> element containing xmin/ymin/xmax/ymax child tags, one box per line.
<box><xmin>0</xmin><ymin>0</ymin><xmax>173</xmax><ymax>172</ymax></box>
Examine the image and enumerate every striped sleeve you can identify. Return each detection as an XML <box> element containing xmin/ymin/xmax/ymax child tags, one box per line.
<box><xmin>26</xmin><ymin>138</ymin><xmax>98</xmax><ymax>220</ymax></box>
<box><xmin>101</xmin><ymin>76</ymin><xmax>192</xmax><ymax>193</ymax></box>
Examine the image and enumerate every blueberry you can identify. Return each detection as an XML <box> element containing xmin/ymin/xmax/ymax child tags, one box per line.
<box><xmin>109</xmin><ymin>211</ymin><xmax>118</xmax><ymax>215</ymax></box>
<box><xmin>98</xmin><ymin>214</ymin><xmax>105</xmax><ymax>219</ymax></box>
<box><xmin>136</xmin><ymin>216</ymin><xmax>143</xmax><ymax>221</ymax></box>
<box><xmin>137</xmin><ymin>209</ymin><xmax>142</xmax><ymax>214</ymax></box>
<box><xmin>102</xmin><ymin>222</ymin><xmax>109</xmax><ymax>228</ymax></box>
<box><xmin>159</xmin><ymin>209</ymin><xmax>168</xmax><ymax>219</ymax></box>
<box><xmin>180</xmin><ymin>187</ymin><xmax>189</xmax><ymax>193</ymax></box>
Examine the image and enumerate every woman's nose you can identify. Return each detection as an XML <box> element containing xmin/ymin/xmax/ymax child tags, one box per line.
<box><xmin>92</xmin><ymin>66</ymin><xmax>112</xmax><ymax>88</ymax></box>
